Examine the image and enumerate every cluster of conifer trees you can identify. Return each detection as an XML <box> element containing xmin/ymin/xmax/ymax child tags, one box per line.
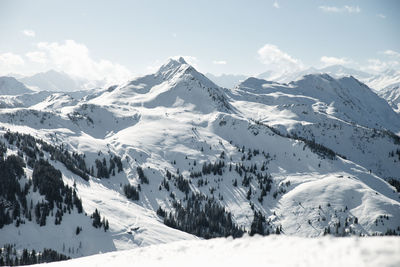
<box><xmin>0</xmin><ymin>244</ymin><xmax>69</xmax><ymax>266</ymax></box>
<box><xmin>159</xmin><ymin>193</ymin><xmax>244</xmax><ymax>239</ymax></box>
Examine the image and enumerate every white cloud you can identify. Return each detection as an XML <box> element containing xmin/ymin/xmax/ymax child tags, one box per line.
<box><xmin>319</xmin><ymin>5</ymin><xmax>360</xmax><ymax>14</ymax></box>
<box><xmin>22</xmin><ymin>29</ymin><xmax>35</xmax><ymax>37</ymax></box>
<box><xmin>0</xmin><ymin>52</ymin><xmax>25</xmax><ymax>75</ymax></box>
<box><xmin>343</xmin><ymin>5</ymin><xmax>361</xmax><ymax>13</ymax></box>
<box><xmin>213</xmin><ymin>60</ymin><xmax>227</xmax><ymax>65</ymax></box>
<box><xmin>361</xmin><ymin>50</ymin><xmax>400</xmax><ymax>73</ymax></box>
<box><xmin>364</xmin><ymin>58</ymin><xmax>400</xmax><ymax>73</ymax></box>
<box><xmin>365</xmin><ymin>59</ymin><xmax>387</xmax><ymax>73</ymax></box>
<box><xmin>257</xmin><ymin>44</ymin><xmax>304</xmax><ymax>74</ymax></box>
<box><xmin>0</xmin><ymin>52</ymin><xmax>24</xmax><ymax>66</ymax></box>
<box><xmin>273</xmin><ymin>1</ymin><xmax>280</xmax><ymax>9</ymax></box>
<box><xmin>36</xmin><ymin>40</ymin><xmax>132</xmax><ymax>83</ymax></box>
<box><xmin>319</xmin><ymin>6</ymin><xmax>341</xmax><ymax>12</ymax></box>
<box><xmin>320</xmin><ymin>56</ymin><xmax>352</xmax><ymax>67</ymax></box>
<box><xmin>25</xmin><ymin>51</ymin><xmax>47</xmax><ymax>64</ymax></box>
<box><xmin>377</xmin><ymin>14</ymin><xmax>386</xmax><ymax>19</ymax></box>
<box><xmin>382</xmin><ymin>50</ymin><xmax>400</xmax><ymax>58</ymax></box>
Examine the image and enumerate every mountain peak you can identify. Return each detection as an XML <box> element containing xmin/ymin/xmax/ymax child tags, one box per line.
<box><xmin>292</xmin><ymin>73</ymin><xmax>335</xmax><ymax>85</ymax></box>
<box><xmin>159</xmin><ymin>57</ymin><xmax>188</xmax><ymax>70</ymax></box>
<box><xmin>176</xmin><ymin>56</ymin><xmax>187</xmax><ymax>64</ymax></box>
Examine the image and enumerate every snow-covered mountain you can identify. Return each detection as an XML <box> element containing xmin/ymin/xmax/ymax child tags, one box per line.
<box><xmin>0</xmin><ymin>76</ymin><xmax>33</xmax><ymax>95</ymax></box>
<box><xmin>0</xmin><ymin>88</ymin><xmax>99</xmax><ymax>109</ymax></box>
<box><xmin>18</xmin><ymin>70</ymin><xmax>104</xmax><ymax>92</ymax></box>
<box><xmin>264</xmin><ymin>65</ymin><xmax>371</xmax><ymax>85</ymax></box>
<box><xmin>365</xmin><ymin>69</ymin><xmax>400</xmax><ymax>91</ymax></box>
<box><xmin>257</xmin><ymin>65</ymin><xmax>400</xmax><ymax>92</ymax></box>
<box><xmin>318</xmin><ymin>65</ymin><xmax>373</xmax><ymax>80</ymax></box>
<box><xmin>379</xmin><ymin>82</ymin><xmax>400</xmax><ymax>112</ymax></box>
<box><xmin>229</xmin><ymin>74</ymin><xmax>400</xmax><ymax>179</ymax></box>
<box><xmin>0</xmin><ymin>58</ymin><xmax>399</xmax><ymax>264</ymax></box>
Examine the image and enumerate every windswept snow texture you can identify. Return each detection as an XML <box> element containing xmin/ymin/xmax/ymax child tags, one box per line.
<box><xmin>37</xmin><ymin>236</ymin><xmax>400</xmax><ymax>267</ymax></box>
<box><xmin>1</xmin><ymin>57</ymin><xmax>400</xmax><ymax>260</ymax></box>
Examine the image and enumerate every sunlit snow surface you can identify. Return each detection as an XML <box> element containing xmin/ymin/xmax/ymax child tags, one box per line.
<box><xmin>36</xmin><ymin>236</ymin><xmax>400</xmax><ymax>267</ymax></box>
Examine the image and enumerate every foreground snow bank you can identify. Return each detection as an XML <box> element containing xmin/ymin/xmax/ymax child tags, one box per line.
<box><xmin>36</xmin><ymin>236</ymin><xmax>399</xmax><ymax>267</ymax></box>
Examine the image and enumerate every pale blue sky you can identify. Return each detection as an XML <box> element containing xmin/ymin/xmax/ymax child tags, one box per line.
<box><xmin>0</xmin><ymin>0</ymin><xmax>399</xmax><ymax>81</ymax></box>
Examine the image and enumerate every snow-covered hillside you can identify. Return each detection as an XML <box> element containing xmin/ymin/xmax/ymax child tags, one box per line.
<box><xmin>0</xmin><ymin>57</ymin><xmax>399</xmax><ymax>264</ymax></box>
<box><xmin>379</xmin><ymin>83</ymin><xmax>400</xmax><ymax>113</ymax></box>
<box><xmin>0</xmin><ymin>76</ymin><xmax>33</xmax><ymax>95</ymax></box>
<box><xmin>366</xmin><ymin>69</ymin><xmax>400</xmax><ymax>92</ymax></box>
<box><xmin>35</xmin><ymin>236</ymin><xmax>400</xmax><ymax>267</ymax></box>
<box><xmin>229</xmin><ymin>75</ymin><xmax>400</xmax><ymax>180</ymax></box>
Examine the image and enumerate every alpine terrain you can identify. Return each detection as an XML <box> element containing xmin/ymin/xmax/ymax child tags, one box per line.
<box><xmin>0</xmin><ymin>58</ymin><xmax>399</xmax><ymax>265</ymax></box>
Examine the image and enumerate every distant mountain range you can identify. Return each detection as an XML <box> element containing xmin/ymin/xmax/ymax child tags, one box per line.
<box><xmin>206</xmin><ymin>65</ymin><xmax>400</xmax><ymax>93</ymax></box>
<box><xmin>13</xmin><ymin>70</ymin><xmax>105</xmax><ymax>92</ymax></box>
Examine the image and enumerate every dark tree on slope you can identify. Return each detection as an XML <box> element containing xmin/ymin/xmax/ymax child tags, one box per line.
<box><xmin>388</xmin><ymin>179</ymin><xmax>400</xmax><ymax>192</ymax></box>
<box><xmin>33</xmin><ymin>159</ymin><xmax>64</xmax><ymax>204</ymax></box>
<box><xmin>95</xmin><ymin>158</ymin><xmax>109</xmax><ymax>178</ymax></box>
<box><xmin>0</xmin><ymin>154</ymin><xmax>26</xmax><ymax>228</ymax></box>
<box><xmin>163</xmin><ymin>193</ymin><xmax>243</xmax><ymax>239</ymax></box>
<box><xmin>250</xmin><ymin>211</ymin><xmax>268</xmax><ymax>236</ymax></box>
<box><xmin>91</xmin><ymin>209</ymin><xmax>102</xmax><ymax>228</ymax></box>
<box><xmin>137</xmin><ymin>166</ymin><xmax>149</xmax><ymax>184</ymax></box>
<box><xmin>91</xmin><ymin>209</ymin><xmax>109</xmax><ymax>231</ymax></box>
<box><xmin>4</xmin><ymin>131</ymin><xmax>89</xmax><ymax>181</ymax></box>
<box><xmin>123</xmin><ymin>184</ymin><xmax>139</xmax><ymax>200</ymax></box>
<box><xmin>0</xmin><ymin>244</ymin><xmax>70</xmax><ymax>266</ymax></box>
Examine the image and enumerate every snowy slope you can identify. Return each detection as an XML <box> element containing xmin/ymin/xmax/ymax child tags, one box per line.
<box><xmin>0</xmin><ymin>88</ymin><xmax>100</xmax><ymax>109</ymax></box>
<box><xmin>0</xmin><ymin>91</ymin><xmax>51</xmax><ymax>108</ymax></box>
<box><xmin>36</xmin><ymin>236</ymin><xmax>400</xmax><ymax>267</ymax></box>
<box><xmin>228</xmin><ymin>75</ymin><xmax>400</xmax><ymax>180</ymax></box>
<box><xmin>365</xmin><ymin>69</ymin><xmax>400</xmax><ymax>91</ymax></box>
<box><xmin>379</xmin><ymin>82</ymin><xmax>400</xmax><ymax>113</ymax></box>
<box><xmin>0</xmin><ymin>129</ymin><xmax>196</xmax><ymax>259</ymax></box>
<box><xmin>1</xmin><ymin>58</ymin><xmax>399</xmax><ymax>262</ymax></box>
<box><xmin>89</xmin><ymin>57</ymin><xmax>231</xmax><ymax>113</ymax></box>
<box><xmin>0</xmin><ymin>76</ymin><xmax>33</xmax><ymax>95</ymax></box>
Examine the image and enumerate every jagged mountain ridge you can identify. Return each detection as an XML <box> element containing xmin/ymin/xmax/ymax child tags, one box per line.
<box><xmin>0</xmin><ymin>58</ymin><xmax>399</xmax><ymax>261</ymax></box>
